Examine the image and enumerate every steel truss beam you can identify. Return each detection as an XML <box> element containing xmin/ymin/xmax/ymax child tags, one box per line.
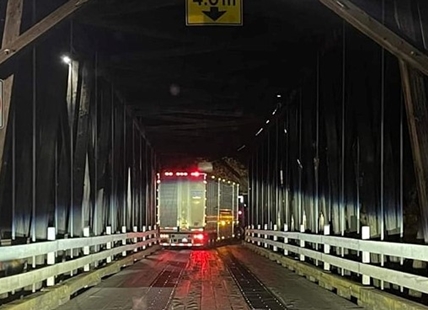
<box><xmin>320</xmin><ymin>0</ymin><xmax>428</xmax><ymax>76</ymax></box>
<box><xmin>0</xmin><ymin>0</ymin><xmax>92</xmax><ymax>66</ymax></box>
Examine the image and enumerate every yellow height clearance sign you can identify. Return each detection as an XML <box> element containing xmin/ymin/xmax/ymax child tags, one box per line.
<box><xmin>186</xmin><ymin>0</ymin><xmax>243</xmax><ymax>26</ymax></box>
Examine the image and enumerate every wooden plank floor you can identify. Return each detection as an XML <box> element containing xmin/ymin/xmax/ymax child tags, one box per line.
<box><xmin>56</xmin><ymin>245</ymin><xmax>365</xmax><ymax>310</ymax></box>
<box><xmin>56</xmin><ymin>249</ymin><xmax>248</xmax><ymax>310</ymax></box>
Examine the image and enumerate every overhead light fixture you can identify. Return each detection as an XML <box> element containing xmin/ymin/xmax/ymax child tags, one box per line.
<box><xmin>255</xmin><ymin>128</ymin><xmax>264</xmax><ymax>136</ymax></box>
<box><xmin>277</xmin><ymin>94</ymin><xmax>281</xmax><ymax>98</ymax></box>
<box><xmin>62</xmin><ymin>55</ymin><xmax>72</xmax><ymax>65</ymax></box>
<box><xmin>237</xmin><ymin>145</ymin><xmax>246</xmax><ymax>151</ymax></box>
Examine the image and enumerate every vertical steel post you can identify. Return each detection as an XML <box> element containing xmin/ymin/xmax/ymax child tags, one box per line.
<box><xmin>340</xmin><ymin>22</ymin><xmax>346</xmax><ymax>238</ymax></box>
<box><xmin>237</xmin><ymin>184</ymin><xmax>240</xmax><ymax>225</ymax></box>
<box><xmin>285</xmin><ymin>115</ymin><xmax>290</xmax><ymax>229</ymax></box>
<box><xmin>298</xmin><ymin>90</ymin><xmax>302</xmax><ymax>228</ymax></box>
<box><xmin>261</xmin><ymin>142</ymin><xmax>265</xmax><ymax>226</ymax></box>
<box><xmin>31</xmin><ymin>0</ymin><xmax>37</xmax><ymax>243</ymax></box>
<box><xmin>255</xmin><ymin>150</ymin><xmax>259</xmax><ymax>225</ymax></box>
<box><xmin>380</xmin><ymin>4</ymin><xmax>385</xmax><ymax>244</ymax></box>
<box><xmin>69</xmin><ymin>21</ymin><xmax>74</xmax><ymax>239</ymax></box>
<box><xmin>356</xmin><ymin>138</ymin><xmax>360</xmax><ymax>234</ymax></box>
<box><xmin>123</xmin><ymin>104</ymin><xmax>126</xmax><ymax>228</ymax></box>
<box><xmin>275</xmin><ymin>118</ymin><xmax>280</xmax><ymax>227</ymax></box>
<box><xmin>399</xmin><ymin>96</ymin><xmax>404</xmax><ymax>239</ymax></box>
<box><xmin>54</xmin><ymin>140</ymin><xmax>58</xmax><ymax>232</ymax></box>
<box><xmin>380</xmin><ymin>0</ymin><xmax>385</xmax><ymax>289</ymax></box>
<box><xmin>94</xmin><ymin>51</ymin><xmax>98</xmax><ymax>236</ymax></box>
<box><xmin>217</xmin><ymin>179</ymin><xmax>221</xmax><ymax>239</ymax></box>
<box><xmin>132</xmin><ymin>123</ymin><xmax>135</xmax><ymax>228</ymax></box>
<box><xmin>145</xmin><ymin>142</ymin><xmax>149</xmax><ymax>227</ymax></box>
<box><xmin>110</xmin><ymin>85</ymin><xmax>115</xmax><ymax>231</ymax></box>
<box><xmin>267</xmin><ymin>130</ymin><xmax>271</xmax><ymax>228</ymax></box>
<box><xmin>399</xmin><ymin>96</ymin><xmax>404</xmax><ymax>292</ymax></box>
<box><xmin>12</xmin><ymin>104</ymin><xmax>16</xmax><ymax>240</ymax></box>
<box><xmin>315</xmin><ymin>52</ymin><xmax>320</xmax><ymax>235</ymax></box>
<box><xmin>150</xmin><ymin>146</ymin><xmax>154</xmax><ymax>227</ymax></box>
<box><xmin>340</xmin><ymin>22</ymin><xmax>346</xmax><ymax>277</ymax></box>
<box><xmin>248</xmin><ymin>158</ymin><xmax>252</xmax><ymax>227</ymax></box>
<box><xmin>232</xmin><ymin>182</ymin><xmax>235</xmax><ymax>237</ymax></box>
<box><xmin>266</xmin><ymin>128</ymin><xmax>272</xmax><ymax>229</ymax></box>
<box><xmin>140</xmin><ymin>135</ymin><xmax>143</xmax><ymax>229</ymax></box>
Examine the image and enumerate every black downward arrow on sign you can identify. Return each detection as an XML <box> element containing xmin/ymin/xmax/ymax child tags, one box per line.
<box><xmin>202</xmin><ymin>7</ymin><xmax>226</xmax><ymax>21</ymax></box>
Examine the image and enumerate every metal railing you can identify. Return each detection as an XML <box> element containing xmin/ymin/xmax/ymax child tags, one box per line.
<box><xmin>0</xmin><ymin>225</ymin><xmax>159</xmax><ymax>296</ymax></box>
<box><xmin>245</xmin><ymin>225</ymin><xmax>428</xmax><ymax>295</ymax></box>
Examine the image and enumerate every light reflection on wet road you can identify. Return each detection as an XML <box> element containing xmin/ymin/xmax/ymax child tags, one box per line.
<box><xmin>57</xmin><ymin>246</ymin><xmax>364</xmax><ymax>310</ymax></box>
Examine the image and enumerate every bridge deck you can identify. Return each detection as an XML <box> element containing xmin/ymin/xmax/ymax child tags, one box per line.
<box><xmin>57</xmin><ymin>245</ymin><xmax>363</xmax><ymax>310</ymax></box>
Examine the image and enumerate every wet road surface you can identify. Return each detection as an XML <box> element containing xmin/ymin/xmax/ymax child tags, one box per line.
<box><xmin>56</xmin><ymin>249</ymin><xmax>248</xmax><ymax>310</ymax></box>
<box><xmin>56</xmin><ymin>245</ymin><xmax>364</xmax><ymax>310</ymax></box>
<box><xmin>225</xmin><ymin>245</ymin><xmax>364</xmax><ymax>310</ymax></box>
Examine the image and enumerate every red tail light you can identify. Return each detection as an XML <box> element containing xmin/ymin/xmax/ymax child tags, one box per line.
<box><xmin>194</xmin><ymin>234</ymin><xmax>204</xmax><ymax>240</ymax></box>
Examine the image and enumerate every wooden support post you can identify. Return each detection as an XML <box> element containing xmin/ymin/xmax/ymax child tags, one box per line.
<box><xmin>299</xmin><ymin>224</ymin><xmax>305</xmax><ymax>262</ymax></box>
<box><xmin>83</xmin><ymin>227</ymin><xmax>90</xmax><ymax>272</ymax></box>
<box><xmin>319</xmin><ymin>0</ymin><xmax>428</xmax><ymax>76</ymax></box>
<box><xmin>46</xmin><ymin>227</ymin><xmax>56</xmax><ymax>286</ymax></box>
<box><xmin>283</xmin><ymin>224</ymin><xmax>288</xmax><ymax>256</ymax></box>
<box><xmin>264</xmin><ymin>223</ymin><xmax>268</xmax><ymax>248</ymax></box>
<box><xmin>399</xmin><ymin>61</ymin><xmax>428</xmax><ymax>242</ymax></box>
<box><xmin>323</xmin><ymin>225</ymin><xmax>330</xmax><ymax>271</ymax></box>
<box><xmin>0</xmin><ymin>0</ymin><xmax>92</xmax><ymax>66</ymax></box>
<box><xmin>0</xmin><ymin>0</ymin><xmax>23</xmax><ymax>172</ymax></box>
<box><xmin>273</xmin><ymin>224</ymin><xmax>278</xmax><ymax>252</ymax></box>
<box><xmin>106</xmin><ymin>226</ymin><xmax>112</xmax><ymax>263</ymax></box>
<box><xmin>133</xmin><ymin>226</ymin><xmax>138</xmax><ymax>252</ymax></box>
<box><xmin>361</xmin><ymin>226</ymin><xmax>371</xmax><ymax>285</ymax></box>
<box><xmin>153</xmin><ymin>224</ymin><xmax>158</xmax><ymax>244</ymax></box>
<box><xmin>142</xmin><ymin>225</ymin><xmax>146</xmax><ymax>250</ymax></box>
<box><xmin>121</xmin><ymin>226</ymin><xmax>127</xmax><ymax>256</ymax></box>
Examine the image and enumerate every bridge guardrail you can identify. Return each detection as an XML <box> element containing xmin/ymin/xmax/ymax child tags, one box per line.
<box><xmin>0</xmin><ymin>225</ymin><xmax>160</xmax><ymax>296</ymax></box>
<box><xmin>245</xmin><ymin>225</ymin><xmax>428</xmax><ymax>296</ymax></box>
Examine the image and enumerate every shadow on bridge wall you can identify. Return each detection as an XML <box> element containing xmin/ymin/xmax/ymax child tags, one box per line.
<box><xmin>247</xmin><ymin>18</ymin><xmax>428</xmax><ymax>245</ymax></box>
<box><xmin>0</xmin><ymin>5</ymin><xmax>157</xmax><ymax>244</ymax></box>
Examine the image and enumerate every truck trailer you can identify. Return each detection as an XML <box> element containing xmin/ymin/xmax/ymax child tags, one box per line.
<box><xmin>157</xmin><ymin>171</ymin><xmax>239</xmax><ymax>247</ymax></box>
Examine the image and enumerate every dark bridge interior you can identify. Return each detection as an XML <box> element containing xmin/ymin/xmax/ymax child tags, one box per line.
<box><xmin>0</xmin><ymin>0</ymin><xmax>428</xmax><ymax>308</ymax></box>
<box><xmin>0</xmin><ymin>0</ymin><xmax>425</xmax><ymax>239</ymax></box>
<box><xmin>76</xmin><ymin>0</ymin><xmax>340</xmax><ymax>165</ymax></box>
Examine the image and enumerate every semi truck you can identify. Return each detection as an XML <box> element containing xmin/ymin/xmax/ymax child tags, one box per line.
<box><xmin>157</xmin><ymin>171</ymin><xmax>239</xmax><ymax>247</ymax></box>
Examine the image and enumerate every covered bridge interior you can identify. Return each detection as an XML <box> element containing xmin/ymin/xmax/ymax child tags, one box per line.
<box><xmin>0</xmin><ymin>0</ymin><xmax>427</xmax><ymax>308</ymax></box>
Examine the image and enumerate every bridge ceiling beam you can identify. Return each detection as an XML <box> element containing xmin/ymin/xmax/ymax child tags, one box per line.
<box><xmin>320</xmin><ymin>0</ymin><xmax>428</xmax><ymax>76</ymax></box>
<box><xmin>145</xmin><ymin>119</ymin><xmax>256</xmax><ymax>131</ymax></box>
<box><xmin>83</xmin><ymin>0</ymin><xmax>178</xmax><ymax>19</ymax></box>
<box><xmin>134</xmin><ymin>106</ymin><xmax>244</xmax><ymax>118</ymax></box>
